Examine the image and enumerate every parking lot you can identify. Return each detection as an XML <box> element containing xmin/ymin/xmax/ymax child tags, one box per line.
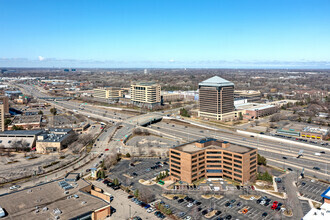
<box><xmin>110</xmin><ymin>157</ymin><xmax>169</xmax><ymax>189</ymax></box>
<box><xmin>158</xmin><ymin>190</ymin><xmax>287</xmax><ymax>220</ymax></box>
<box><xmin>298</xmin><ymin>179</ymin><xmax>329</xmax><ymax>202</ymax></box>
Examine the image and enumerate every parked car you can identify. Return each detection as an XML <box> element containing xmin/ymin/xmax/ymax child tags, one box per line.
<box><xmin>178</xmin><ymin>199</ymin><xmax>184</xmax><ymax>203</ymax></box>
<box><xmin>313</xmin><ymin>167</ymin><xmax>321</xmax><ymax>171</ymax></box>
<box><xmin>242</xmin><ymin>209</ymin><xmax>248</xmax><ymax>214</ymax></box>
<box><xmin>271</xmin><ymin>201</ymin><xmax>279</xmax><ymax>210</ymax></box>
<box><xmin>9</xmin><ymin>185</ymin><xmax>20</xmax><ymax>190</ymax></box>
<box><xmin>262</xmin><ymin>212</ymin><xmax>268</xmax><ymax>218</ymax></box>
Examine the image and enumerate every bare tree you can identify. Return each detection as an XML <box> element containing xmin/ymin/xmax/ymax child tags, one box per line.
<box><xmin>139</xmin><ymin>187</ymin><xmax>155</xmax><ymax>203</ymax></box>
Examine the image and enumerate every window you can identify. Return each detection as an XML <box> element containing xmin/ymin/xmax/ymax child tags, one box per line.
<box><xmin>192</xmin><ymin>155</ymin><xmax>197</xmax><ymax>159</ymax></box>
<box><xmin>199</xmin><ymin>152</ymin><xmax>205</xmax><ymax>156</ymax></box>
<box><xmin>234</xmin><ymin>159</ymin><xmax>242</xmax><ymax>164</ymax></box>
<box><xmin>172</xmin><ymin>164</ymin><xmax>180</xmax><ymax>170</ymax></box>
<box><xmin>171</xmin><ymin>151</ymin><xmax>181</xmax><ymax>156</ymax></box>
<box><xmin>192</xmin><ymin>159</ymin><xmax>197</xmax><ymax>164</ymax></box>
<box><xmin>223</xmin><ymin>152</ymin><xmax>232</xmax><ymax>156</ymax></box>
<box><xmin>223</xmin><ymin>156</ymin><xmax>232</xmax><ymax>161</ymax></box>
<box><xmin>223</xmin><ymin>161</ymin><xmax>232</xmax><ymax>166</ymax></box>
<box><xmin>250</xmin><ymin>169</ymin><xmax>256</xmax><ymax>175</ymax></box>
<box><xmin>206</xmin><ymin>156</ymin><xmax>222</xmax><ymax>159</ymax></box>
<box><xmin>250</xmin><ymin>160</ymin><xmax>256</xmax><ymax>165</ymax></box>
<box><xmin>171</xmin><ymin>155</ymin><xmax>180</xmax><ymax>161</ymax></box>
<box><xmin>234</xmin><ymin>168</ymin><xmax>242</xmax><ymax>173</ymax></box>
<box><xmin>234</xmin><ymin>164</ymin><xmax>242</xmax><ymax>168</ymax></box>
<box><xmin>207</xmin><ymin>160</ymin><xmax>221</xmax><ymax>163</ymax></box>
<box><xmin>171</xmin><ymin>160</ymin><xmax>180</xmax><ymax>165</ymax></box>
<box><xmin>206</xmin><ymin>151</ymin><xmax>222</xmax><ymax>154</ymax></box>
<box><xmin>207</xmin><ymin>165</ymin><xmax>222</xmax><ymax>168</ymax></box>
<box><xmin>199</xmin><ymin>161</ymin><xmax>205</xmax><ymax>165</ymax></box>
<box><xmin>250</xmin><ymin>151</ymin><xmax>256</xmax><ymax>156</ymax></box>
<box><xmin>234</xmin><ymin>178</ymin><xmax>242</xmax><ymax>182</ymax></box>
<box><xmin>192</xmin><ymin>173</ymin><xmax>197</xmax><ymax>178</ymax></box>
<box><xmin>171</xmin><ymin>168</ymin><xmax>181</xmax><ymax>174</ymax></box>
<box><xmin>250</xmin><ymin>165</ymin><xmax>256</xmax><ymax>170</ymax></box>
<box><xmin>223</xmin><ymin>165</ymin><xmax>232</xmax><ymax>170</ymax></box>
<box><xmin>223</xmin><ymin>170</ymin><xmax>232</xmax><ymax>175</ymax></box>
<box><xmin>206</xmin><ymin>169</ymin><xmax>222</xmax><ymax>173</ymax></box>
<box><xmin>192</xmin><ymin>164</ymin><xmax>197</xmax><ymax>168</ymax></box>
<box><xmin>234</xmin><ymin>173</ymin><xmax>242</xmax><ymax>178</ymax></box>
<box><xmin>223</xmin><ymin>174</ymin><xmax>231</xmax><ymax>179</ymax></box>
<box><xmin>192</xmin><ymin>178</ymin><xmax>197</xmax><ymax>182</ymax></box>
<box><xmin>234</xmin><ymin>155</ymin><xmax>242</xmax><ymax>159</ymax></box>
<box><xmin>192</xmin><ymin>169</ymin><xmax>197</xmax><ymax>173</ymax></box>
<box><xmin>172</xmin><ymin>173</ymin><xmax>180</xmax><ymax>178</ymax></box>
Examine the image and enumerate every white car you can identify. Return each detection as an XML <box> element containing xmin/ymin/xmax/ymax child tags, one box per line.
<box><xmin>187</xmin><ymin>203</ymin><xmax>193</xmax><ymax>208</ymax></box>
<box><xmin>147</xmin><ymin>207</ymin><xmax>155</xmax><ymax>213</ymax></box>
<box><xmin>184</xmin><ymin>216</ymin><xmax>192</xmax><ymax>220</ymax></box>
<box><xmin>9</xmin><ymin>185</ymin><xmax>20</xmax><ymax>190</ymax></box>
<box><xmin>250</xmin><ymin>196</ymin><xmax>255</xmax><ymax>200</ymax></box>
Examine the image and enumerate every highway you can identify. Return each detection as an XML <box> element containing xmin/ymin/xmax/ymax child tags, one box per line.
<box><xmin>148</xmin><ymin>122</ymin><xmax>330</xmax><ymax>180</ymax></box>
<box><xmin>14</xmin><ymin>83</ymin><xmax>330</xmax><ymax>182</ymax></box>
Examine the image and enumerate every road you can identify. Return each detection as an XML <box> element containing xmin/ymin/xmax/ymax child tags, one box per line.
<box><xmin>148</xmin><ymin>122</ymin><xmax>330</xmax><ymax>181</ymax></box>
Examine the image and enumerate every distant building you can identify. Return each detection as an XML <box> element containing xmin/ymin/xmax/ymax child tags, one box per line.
<box><xmin>301</xmin><ymin>126</ymin><xmax>329</xmax><ymax>140</ymax></box>
<box><xmin>8</xmin><ymin>115</ymin><xmax>42</xmax><ymax>130</ymax></box>
<box><xmin>0</xmin><ymin>130</ymin><xmax>44</xmax><ymax>148</ymax></box>
<box><xmin>0</xmin><ymin>104</ymin><xmax>5</xmax><ymax>132</ymax></box>
<box><xmin>93</xmin><ymin>87</ymin><xmax>123</xmax><ymax>101</ymax></box>
<box><xmin>234</xmin><ymin>90</ymin><xmax>261</xmax><ymax>102</ymax></box>
<box><xmin>0</xmin><ymin>96</ymin><xmax>9</xmax><ymax>115</ymax></box>
<box><xmin>198</xmin><ymin>76</ymin><xmax>235</xmax><ymax>121</ymax></box>
<box><xmin>235</xmin><ymin>102</ymin><xmax>277</xmax><ymax>120</ymax></box>
<box><xmin>169</xmin><ymin>138</ymin><xmax>257</xmax><ymax>184</ymax></box>
<box><xmin>130</xmin><ymin>82</ymin><xmax>161</xmax><ymax>109</ymax></box>
<box><xmin>36</xmin><ymin>128</ymin><xmax>74</xmax><ymax>153</ymax></box>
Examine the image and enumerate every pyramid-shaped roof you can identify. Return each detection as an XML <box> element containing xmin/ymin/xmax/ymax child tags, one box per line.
<box><xmin>199</xmin><ymin>76</ymin><xmax>234</xmax><ymax>87</ymax></box>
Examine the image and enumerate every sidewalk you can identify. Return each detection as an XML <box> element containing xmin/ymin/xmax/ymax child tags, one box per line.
<box><xmin>92</xmin><ymin>181</ymin><xmax>164</xmax><ymax>220</ymax></box>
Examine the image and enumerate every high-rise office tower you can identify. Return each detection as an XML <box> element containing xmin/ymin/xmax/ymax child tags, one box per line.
<box><xmin>198</xmin><ymin>76</ymin><xmax>235</xmax><ymax>120</ymax></box>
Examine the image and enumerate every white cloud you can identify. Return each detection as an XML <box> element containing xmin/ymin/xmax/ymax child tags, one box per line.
<box><xmin>38</xmin><ymin>56</ymin><xmax>45</xmax><ymax>61</ymax></box>
<box><xmin>168</xmin><ymin>59</ymin><xmax>175</xmax><ymax>62</ymax></box>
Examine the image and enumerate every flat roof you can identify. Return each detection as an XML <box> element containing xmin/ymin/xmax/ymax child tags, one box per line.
<box><xmin>199</xmin><ymin>76</ymin><xmax>234</xmax><ymax>87</ymax></box>
<box><xmin>173</xmin><ymin>138</ymin><xmax>254</xmax><ymax>154</ymax></box>
<box><xmin>0</xmin><ymin>130</ymin><xmax>44</xmax><ymax>136</ymax></box>
<box><xmin>0</xmin><ymin>179</ymin><xmax>109</xmax><ymax>220</ymax></box>
<box><xmin>11</xmin><ymin>115</ymin><xmax>42</xmax><ymax>125</ymax></box>
<box><xmin>235</xmin><ymin>102</ymin><xmax>275</xmax><ymax>111</ymax></box>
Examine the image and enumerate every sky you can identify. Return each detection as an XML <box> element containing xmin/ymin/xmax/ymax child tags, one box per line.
<box><xmin>0</xmin><ymin>0</ymin><xmax>330</xmax><ymax>68</ymax></box>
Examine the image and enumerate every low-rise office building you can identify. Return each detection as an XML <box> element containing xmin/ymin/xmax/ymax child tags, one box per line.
<box><xmin>169</xmin><ymin>138</ymin><xmax>257</xmax><ymax>184</ymax></box>
<box><xmin>36</xmin><ymin>128</ymin><xmax>74</xmax><ymax>153</ymax></box>
<box><xmin>234</xmin><ymin>90</ymin><xmax>261</xmax><ymax>102</ymax></box>
<box><xmin>130</xmin><ymin>82</ymin><xmax>161</xmax><ymax>109</ymax></box>
<box><xmin>8</xmin><ymin>115</ymin><xmax>42</xmax><ymax>130</ymax></box>
<box><xmin>235</xmin><ymin>102</ymin><xmax>277</xmax><ymax>120</ymax></box>
<box><xmin>0</xmin><ymin>179</ymin><xmax>111</xmax><ymax>220</ymax></box>
<box><xmin>93</xmin><ymin>87</ymin><xmax>123</xmax><ymax>101</ymax></box>
<box><xmin>301</xmin><ymin>126</ymin><xmax>329</xmax><ymax>140</ymax></box>
<box><xmin>0</xmin><ymin>130</ymin><xmax>44</xmax><ymax>148</ymax></box>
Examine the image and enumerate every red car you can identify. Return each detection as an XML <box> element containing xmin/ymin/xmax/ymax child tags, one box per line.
<box><xmin>251</xmin><ymin>185</ymin><xmax>255</xmax><ymax>190</ymax></box>
<box><xmin>271</xmin><ymin>201</ymin><xmax>278</xmax><ymax>210</ymax></box>
<box><xmin>105</xmin><ymin>148</ymin><xmax>109</xmax><ymax>151</ymax></box>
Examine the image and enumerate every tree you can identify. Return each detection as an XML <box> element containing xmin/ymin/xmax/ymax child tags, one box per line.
<box><xmin>4</xmin><ymin>119</ymin><xmax>11</xmax><ymax>126</ymax></box>
<box><xmin>239</xmin><ymin>112</ymin><xmax>243</xmax><ymax>120</ymax></box>
<box><xmin>113</xmin><ymin>178</ymin><xmax>119</xmax><ymax>186</ymax></box>
<box><xmin>257</xmin><ymin>154</ymin><xmax>267</xmax><ymax>166</ymax></box>
<box><xmin>11</xmin><ymin>125</ymin><xmax>24</xmax><ymax>130</ymax></box>
<box><xmin>38</xmin><ymin>110</ymin><xmax>43</xmax><ymax>115</ymax></box>
<box><xmin>126</xmin><ymin>153</ymin><xmax>131</xmax><ymax>158</ymax></box>
<box><xmin>297</xmin><ymin>117</ymin><xmax>302</xmax><ymax>122</ymax></box>
<box><xmin>180</xmin><ymin>108</ymin><xmax>190</xmax><ymax>117</ymax></box>
<box><xmin>50</xmin><ymin>107</ymin><xmax>57</xmax><ymax>116</ymax></box>
<box><xmin>134</xmin><ymin>189</ymin><xmax>139</xmax><ymax>198</ymax></box>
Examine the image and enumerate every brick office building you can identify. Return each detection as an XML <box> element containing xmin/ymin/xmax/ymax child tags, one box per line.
<box><xmin>169</xmin><ymin>138</ymin><xmax>257</xmax><ymax>184</ymax></box>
